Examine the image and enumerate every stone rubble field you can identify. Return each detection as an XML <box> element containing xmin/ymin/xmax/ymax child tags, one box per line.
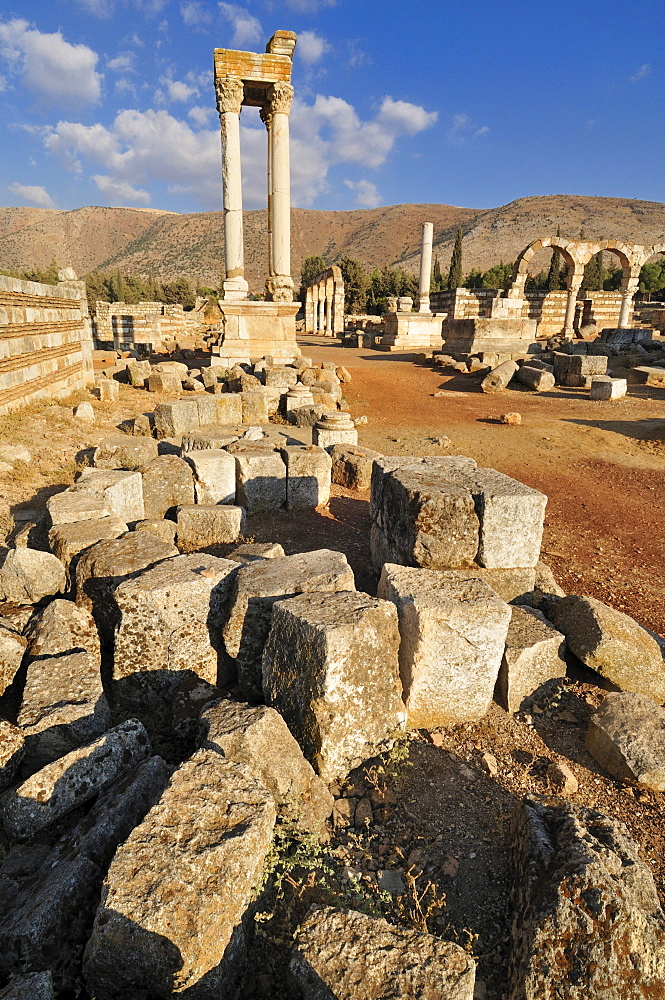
<box><xmin>0</xmin><ymin>351</ymin><xmax>663</xmax><ymax>1000</ymax></box>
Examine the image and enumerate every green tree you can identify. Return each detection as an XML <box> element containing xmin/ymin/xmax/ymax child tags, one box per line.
<box><xmin>84</xmin><ymin>270</ymin><xmax>106</xmax><ymax>313</ymax></box>
<box><xmin>298</xmin><ymin>255</ymin><xmax>327</xmax><ymax>304</ymax></box>
<box><xmin>338</xmin><ymin>256</ymin><xmax>369</xmax><ymax>314</ymax></box>
<box><xmin>547</xmin><ymin>227</ymin><xmax>563</xmax><ymax>291</ymax></box>
<box><xmin>480</xmin><ymin>261</ymin><xmax>513</xmax><ymax>290</ymax></box>
<box><xmin>639</xmin><ymin>259</ymin><xmax>665</xmax><ymax>300</ymax></box>
<box><xmin>447</xmin><ymin>227</ymin><xmax>463</xmax><ymax>290</ymax></box>
<box><xmin>432</xmin><ymin>256</ymin><xmax>444</xmax><ymax>292</ymax></box>
<box><xmin>462</xmin><ymin>269</ymin><xmax>483</xmax><ymax>289</ymax></box>
<box><xmin>163</xmin><ymin>276</ymin><xmax>195</xmax><ymax>308</ymax></box>
<box><xmin>582</xmin><ymin>251</ymin><xmax>604</xmax><ymax>291</ymax></box>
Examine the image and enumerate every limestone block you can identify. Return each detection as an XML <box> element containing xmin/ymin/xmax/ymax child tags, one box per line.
<box><xmin>433</xmin><ymin>565</ymin><xmax>536</xmax><ymax>603</ymax></box>
<box><xmin>214</xmin><ymin>393</ymin><xmax>243</xmax><ymax>424</ymax></box>
<box><xmin>0</xmin><ymin>973</ymin><xmax>54</xmax><ymax>999</ymax></box>
<box><xmin>140</xmin><ymin>454</ymin><xmax>195</xmax><ymax>518</ymax></box>
<box><xmin>0</xmin><ymin>445</ymin><xmax>31</xmax><ymax>464</ymax></box>
<box><xmin>113</xmin><ymin>554</ymin><xmax>238</xmax><ymax>705</ymax></box>
<box><xmin>93</xmin><ymin>435</ymin><xmax>158</xmax><ymax>470</ymax></box>
<box><xmin>226</xmin><ymin>542</ymin><xmax>285</xmax><ymax>564</ymax></box>
<box><xmin>183</xmin><ymin>377</ymin><xmax>204</xmax><ymax>392</ymax></box>
<box><xmin>73</xmin><ymin>402</ymin><xmax>95</xmax><ymax>422</ymax></box>
<box><xmin>481</xmin><ymin>360</ymin><xmax>518</xmax><ymax>393</ymax></box>
<box><xmin>75</xmin><ymin>469</ymin><xmax>145</xmax><ymax>522</ymax></box>
<box><xmin>290</xmin><ymin>906</ymin><xmax>476</xmax><ymax>1000</ymax></box>
<box><xmin>283</xmin><ymin>445</ymin><xmax>332</xmax><ymax>509</ymax></box>
<box><xmin>133</xmin><ymin>518</ymin><xmax>178</xmax><ymax>545</ymax></box>
<box><xmin>549</xmin><ymin>595</ymin><xmax>665</xmax><ymax>702</ymax></box>
<box><xmin>370</xmin><ymin>456</ymin><xmax>478</xmax><ymax>526</ymax></box>
<box><xmin>264</xmin><ymin>591</ymin><xmax>404</xmax><ymax>781</ymax></box>
<box><xmin>185</xmin><ymin>448</ymin><xmax>236</xmax><ymax>504</ymax></box>
<box><xmin>2</xmin><ymin>719</ymin><xmax>151</xmax><ymax>840</ymax></box>
<box><xmin>153</xmin><ymin>399</ymin><xmax>199</xmax><ymax>438</ymax></box>
<box><xmin>508</xmin><ymin>796</ymin><xmax>665</xmax><ymax>999</ymax></box>
<box><xmin>235</xmin><ymin>451</ymin><xmax>287</xmax><ymax>514</ymax></box>
<box><xmin>46</xmin><ymin>490</ymin><xmax>111</xmax><ymax>526</ymax></box>
<box><xmin>469</xmin><ymin>468</ymin><xmax>547</xmax><ymax>569</ymax></box>
<box><xmin>25</xmin><ymin>599</ymin><xmax>101</xmax><ymax>663</ymax></box>
<box><xmin>495</xmin><ymin>606</ymin><xmax>566</xmax><ymax>713</ymax></box>
<box><xmin>98</xmin><ymin>379</ymin><xmax>119</xmax><ymax>402</ymax></box>
<box><xmin>176</xmin><ymin>504</ymin><xmax>245</xmax><ymax>551</ymax></box>
<box><xmin>201</xmin><ymin>699</ymin><xmax>333</xmax><ymax>832</ymax></box>
<box><xmin>148</xmin><ymin>371</ymin><xmax>181</xmax><ymax>394</ymax></box>
<box><xmin>224</xmin><ymin>549</ymin><xmax>355</xmax><ymax>701</ymax></box>
<box><xmin>152</xmin><ymin>361</ymin><xmax>188</xmax><ymax>377</ymax></box>
<box><xmin>515</xmin><ymin>365</ymin><xmax>555</xmax><ymax>392</ymax></box>
<box><xmin>0</xmin><ymin>621</ymin><xmax>27</xmax><ymax>697</ymax></box>
<box><xmin>195</xmin><ymin>394</ymin><xmax>218</xmax><ymax>426</ymax></box>
<box><xmin>0</xmin><ymin>756</ymin><xmax>171</xmax><ymax>986</ymax></box>
<box><xmin>313</xmin><ymin>412</ymin><xmax>358</xmax><ymax>451</ymax></box>
<box><xmin>378</xmin><ymin>564</ymin><xmax>511</xmax><ymax>728</ymax></box>
<box><xmin>74</xmin><ymin>531</ymin><xmax>178</xmax><ymax>641</ymax></box>
<box><xmin>241</xmin><ymin>389</ymin><xmax>269</xmax><ymax>424</ymax></box>
<box><xmin>200</xmin><ymin>365</ymin><xmax>228</xmax><ymax>389</ymax></box>
<box><xmin>590</xmin><ymin>375</ymin><xmax>627</xmax><ymax>400</ymax></box>
<box><xmin>331</xmin><ymin>444</ymin><xmax>383</xmax><ymax>491</ymax></box>
<box><xmin>285</xmin><ymin>386</ymin><xmax>315</xmax><ymax>413</ymax></box>
<box><xmin>289</xmin><ymin>404</ymin><xmax>329</xmax><ymax>428</ymax></box>
<box><xmin>131</xmin><ymin>413</ymin><xmax>152</xmax><ymax>436</ymax></box>
<box><xmin>264</xmin><ymin>366</ymin><xmax>298</xmax><ymax>389</ymax></box>
<box><xmin>48</xmin><ymin>516</ymin><xmax>128</xmax><ymax>573</ymax></box>
<box><xmin>126</xmin><ymin>359</ymin><xmax>151</xmax><ymax>386</ymax></box>
<box><xmin>83</xmin><ymin>752</ymin><xmax>276</xmax><ymax>1000</ymax></box>
<box><xmin>586</xmin><ymin>692</ymin><xmax>665</xmax><ymax>790</ymax></box>
<box><xmin>0</xmin><ymin>548</ymin><xmax>66</xmax><ymax>604</ymax></box>
<box><xmin>0</xmin><ymin>719</ymin><xmax>25</xmax><ymax>790</ymax></box>
<box><xmin>553</xmin><ymin>352</ymin><xmax>608</xmax><ymax>384</ymax></box>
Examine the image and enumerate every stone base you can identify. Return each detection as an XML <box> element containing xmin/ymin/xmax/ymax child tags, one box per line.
<box><xmin>442</xmin><ymin>317</ymin><xmax>542</xmax><ymax>360</ymax></box>
<box><xmin>600</xmin><ymin>327</ymin><xmax>654</xmax><ymax>344</ymax></box>
<box><xmin>378</xmin><ymin>312</ymin><xmax>445</xmax><ymax>351</ymax></box>
<box><xmin>212</xmin><ymin>301</ymin><xmax>300</xmax><ymax>365</ymax></box>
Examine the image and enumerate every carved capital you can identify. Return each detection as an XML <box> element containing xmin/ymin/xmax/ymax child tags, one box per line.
<box><xmin>259</xmin><ymin>105</ymin><xmax>273</xmax><ymax>130</ymax></box>
<box><xmin>215</xmin><ymin>77</ymin><xmax>244</xmax><ymax>117</ymax></box>
<box><xmin>267</xmin><ymin>82</ymin><xmax>294</xmax><ymax>117</ymax></box>
<box><xmin>265</xmin><ymin>274</ymin><xmax>294</xmax><ymax>302</ymax></box>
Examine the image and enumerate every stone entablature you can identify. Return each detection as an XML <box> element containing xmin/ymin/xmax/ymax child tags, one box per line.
<box><xmin>0</xmin><ymin>271</ymin><xmax>94</xmax><ymax>414</ymax></box>
<box><xmin>93</xmin><ymin>301</ymin><xmax>208</xmax><ymax>352</ymax></box>
<box><xmin>305</xmin><ymin>266</ymin><xmax>344</xmax><ymax>336</ymax></box>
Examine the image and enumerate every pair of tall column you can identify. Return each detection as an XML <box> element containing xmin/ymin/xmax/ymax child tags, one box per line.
<box><xmin>215</xmin><ymin>78</ymin><xmax>294</xmax><ymax>302</ymax></box>
<box><xmin>417</xmin><ymin>222</ymin><xmax>433</xmax><ymax>313</ymax></box>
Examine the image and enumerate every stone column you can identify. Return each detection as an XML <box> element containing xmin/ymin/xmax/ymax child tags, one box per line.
<box><xmin>305</xmin><ymin>285</ymin><xmax>314</xmax><ymax>332</ymax></box>
<box><xmin>333</xmin><ymin>275</ymin><xmax>345</xmax><ymax>336</ymax></box>
<box><xmin>265</xmin><ymin>82</ymin><xmax>294</xmax><ymax>302</ymax></box>
<box><xmin>260</xmin><ymin>105</ymin><xmax>273</xmax><ymax>280</ymax></box>
<box><xmin>325</xmin><ymin>276</ymin><xmax>333</xmax><ymax>335</ymax></box>
<box><xmin>318</xmin><ymin>286</ymin><xmax>325</xmax><ymax>333</ymax></box>
<box><xmin>216</xmin><ymin>78</ymin><xmax>248</xmax><ymax>301</ymax></box>
<box><xmin>564</xmin><ymin>275</ymin><xmax>582</xmax><ymax>335</ymax></box>
<box><xmin>417</xmin><ymin>222</ymin><xmax>433</xmax><ymax>313</ymax></box>
<box><xmin>618</xmin><ymin>292</ymin><xmax>633</xmax><ymax>328</ymax></box>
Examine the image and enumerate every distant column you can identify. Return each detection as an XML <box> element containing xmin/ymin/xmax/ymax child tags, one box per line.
<box><xmin>260</xmin><ymin>105</ymin><xmax>274</xmax><ymax>280</ymax></box>
<box><xmin>215</xmin><ymin>78</ymin><xmax>248</xmax><ymax>301</ymax></box>
<box><xmin>318</xmin><ymin>284</ymin><xmax>325</xmax><ymax>332</ymax></box>
<box><xmin>417</xmin><ymin>222</ymin><xmax>433</xmax><ymax>313</ymax></box>
<box><xmin>325</xmin><ymin>276</ymin><xmax>333</xmax><ymax>335</ymax></box>
<box><xmin>564</xmin><ymin>274</ymin><xmax>582</xmax><ymax>335</ymax></box>
<box><xmin>265</xmin><ymin>82</ymin><xmax>294</xmax><ymax>302</ymax></box>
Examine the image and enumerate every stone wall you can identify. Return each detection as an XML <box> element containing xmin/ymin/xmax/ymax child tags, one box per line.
<box><xmin>0</xmin><ymin>274</ymin><xmax>94</xmax><ymax>416</ymax></box>
<box><xmin>93</xmin><ymin>301</ymin><xmax>208</xmax><ymax>353</ymax></box>
<box><xmin>580</xmin><ymin>291</ymin><xmax>629</xmax><ymax>331</ymax></box>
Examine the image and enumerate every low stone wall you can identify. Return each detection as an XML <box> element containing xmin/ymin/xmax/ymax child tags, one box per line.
<box><xmin>0</xmin><ymin>274</ymin><xmax>94</xmax><ymax>416</ymax></box>
<box><xmin>93</xmin><ymin>301</ymin><xmax>208</xmax><ymax>353</ymax></box>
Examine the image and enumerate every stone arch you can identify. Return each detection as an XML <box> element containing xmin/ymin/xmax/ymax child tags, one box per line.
<box><xmin>508</xmin><ymin>237</ymin><xmax>583</xmax><ymax>300</ymax></box>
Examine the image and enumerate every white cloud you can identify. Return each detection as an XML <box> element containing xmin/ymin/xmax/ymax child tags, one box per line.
<box><xmin>92</xmin><ymin>175</ymin><xmax>151</xmax><ymax>205</ymax></box>
<box><xmin>160</xmin><ymin>76</ymin><xmax>199</xmax><ymax>102</ymax></box>
<box><xmin>629</xmin><ymin>63</ymin><xmax>651</xmax><ymax>83</ymax></box>
<box><xmin>218</xmin><ymin>3</ymin><xmax>262</xmax><ymax>47</ymax></box>
<box><xmin>346</xmin><ymin>39</ymin><xmax>370</xmax><ymax>69</ymax></box>
<box><xmin>107</xmin><ymin>51</ymin><xmax>135</xmax><ymax>73</ymax></box>
<box><xmin>296</xmin><ymin>30</ymin><xmax>330</xmax><ymax>64</ymax></box>
<box><xmin>344</xmin><ymin>179</ymin><xmax>381</xmax><ymax>208</ymax></box>
<box><xmin>0</xmin><ymin>19</ymin><xmax>102</xmax><ymax>107</ymax></box>
<box><xmin>448</xmin><ymin>112</ymin><xmax>489</xmax><ymax>144</ymax></box>
<box><xmin>8</xmin><ymin>182</ymin><xmax>57</xmax><ymax>209</ymax></box>
<box><xmin>189</xmin><ymin>105</ymin><xmax>215</xmax><ymax>127</ymax></box>
<box><xmin>74</xmin><ymin>0</ymin><xmax>114</xmax><ymax>15</ymax></box>
<box><xmin>0</xmin><ymin>74</ymin><xmax>6</xmax><ymax>92</ymax></box>
<box><xmin>180</xmin><ymin>1</ymin><xmax>213</xmax><ymax>26</ymax></box>
<box><xmin>285</xmin><ymin>0</ymin><xmax>336</xmax><ymax>10</ymax></box>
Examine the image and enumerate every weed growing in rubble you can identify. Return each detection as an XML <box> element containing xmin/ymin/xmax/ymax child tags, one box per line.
<box><xmin>362</xmin><ymin>732</ymin><xmax>413</xmax><ymax>793</ymax></box>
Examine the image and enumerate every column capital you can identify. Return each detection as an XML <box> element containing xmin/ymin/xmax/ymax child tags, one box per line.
<box><xmin>267</xmin><ymin>81</ymin><xmax>294</xmax><ymax>116</ymax></box>
<box><xmin>259</xmin><ymin>105</ymin><xmax>273</xmax><ymax>130</ymax></box>
<box><xmin>215</xmin><ymin>77</ymin><xmax>244</xmax><ymax>117</ymax></box>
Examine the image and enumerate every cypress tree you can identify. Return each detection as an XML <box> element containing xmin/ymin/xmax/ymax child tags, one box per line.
<box><xmin>433</xmin><ymin>256</ymin><xmax>443</xmax><ymax>291</ymax></box>
<box><xmin>448</xmin><ymin>228</ymin><xmax>463</xmax><ymax>290</ymax></box>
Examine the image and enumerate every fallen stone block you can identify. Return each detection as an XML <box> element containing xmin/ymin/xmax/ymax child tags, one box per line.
<box><xmin>2</xmin><ymin>719</ymin><xmax>151</xmax><ymax>840</ymax></box>
<box><xmin>553</xmin><ymin>351</ymin><xmax>608</xmax><ymax>384</ymax></box>
<box><xmin>92</xmin><ymin>435</ymin><xmax>158</xmax><ymax>470</ymax></box>
<box><xmin>547</xmin><ymin>760</ymin><xmax>578</xmax><ymax>795</ymax></box>
<box><xmin>48</xmin><ymin>516</ymin><xmax>128</xmax><ymax>575</ymax></box>
<box><xmin>25</xmin><ymin>598</ymin><xmax>100</xmax><ymax>663</ymax></box>
<box><xmin>500</xmin><ymin>411</ymin><xmax>522</xmax><ymax>425</ymax></box>
<box><xmin>235</xmin><ymin>451</ymin><xmax>287</xmax><ymax>514</ymax></box>
<box><xmin>0</xmin><ymin>720</ymin><xmax>25</xmax><ymax>790</ymax></box>
<box><xmin>264</xmin><ymin>591</ymin><xmax>404</xmax><ymax>781</ymax></box>
<box><xmin>152</xmin><ymin>361</ymin><xmax>188</xmax><ymax>377</ymax></box>
<box><xmin>140</xmin><ymin>454</ymin><xmax>195</xmax><ymax>518</ymax></box>
<box><xmin>241</xmin><ymin>389</ymin><xmax>269</xmax><ymax>424</ymax></box>
<box><xmin>195</xmin><ymin>394</ymin><xmax>218</xmax><ymax>426</ymax></box>
<box><xmin>132</xmin><ymin>518</ymin><xmax>177</xmax><ymax>545</ymax></box>
<box><xmin>0</xmin><ymin>756</ymin><xmax>170</xmax><ymax>986</ymax></box>
<box><xmin>83</xmin><ymin>752</ymin><xmax>276</xmax><ymax>1000</ymax></box>
<box><xmin>0</xmin><ymin>973</ymin><xmax>54</xmax><ymax>999</ymax></box>
<box><xmin>148</xmin><ymin>371</ymin><xmax>182</xmax><ymax>394</ymax></box>
<box><xmin>0</xmin><ymin>620</ymin><xmax>27</xmax><ymax>697</ymax></box>
<box><xmin>185</xmin><ymin>448</ymin><xmax>236</xmax><ymax>504</ymax></box>
<box><xmin>0</xmin><ymin>548</ymin><xmax>66</xmax><ymax>604</ymax></box>
<box><xmin>18</xmin><ymin>650</ymin><xmax>111</xmax><ymax>771</ymax></box>
<box><xmin>46</xmin><ymin>490</ymin><xmax>112</xmax><ymax>526</ymax></box>
<box><xmin>126</xmin><ymin>359</ymin><xmax>151</xmax><ymax>386</ymax></box>
<box><xmin>495</xmin><ymin>605</ymin><xmax>566</xmax><ymax>713</ymax></box>
<box><xmin>481</xmin><ymin>360</ymin><xmax>518</xmax><ymax>393</ymax></box>
<box><xmin>290</xmin><ymin>906</ymin><xmax>476</xmax><ymax>1000</ymax></box>
<box><xmin>113</xmin><ymin>554</ymin><xmax>238</xmax><ymax>711</ymax></box>
<box><xmin>201</xmin><ymin>699</ymin><xmax>333</xmax><ymax>832</ymax></box>
<box><xmin>590</xmin><ymin>375</ymin><xmax>627</xmax><ymax>400</ymax></box>
<box><xmin>466</xmin><ymin>468</ymin><xmax>547</xmax><ymax>570</ymax></box>
<box><xmin>509</xmin><ymin>796</ymin><xmax>665</xmax><ymax>999</ymax></box>
<box><xmin>200</xmin><ymin>365</ymin><xmax>227</xmax><ymax>389</ymax></box>
<box><xmin>586</xmin><ymin>691</ymin><xmax>665</xmax><ymax>790</ymax></box>
<box><xmin>176</xmin><ymin>504</ymin><xmax>245</xmax><ymax>551</ymax></box>
<box><xmin>515</xmin><ymin>365</ymin><xmax>555</xmax><ymax>392</ymax></box>
<box><xmin>214</xmin><ymin>394</ymin><xmax>243</xmax><ymax>424</ymax></box>
<box><xmin>131</xmin><ymin>413</ymin><xmax>152</xmax><ymax>436</ymax></box>
<box><xmin>632</xmin><ymin>365</ymin><xmax>665</xmax><ymax>386</ymax></box>
<box><xmin>153</xmin><ymin>399</ymin><xmax>199</xmax><ymax>438</ymax></box>
<box><xmin>331</xmin><ymin>443</ymin><xmax>383</xmax><ymax>491</ymax></box>
<box><xmin>436</xmin><ymin>565</ymin><xmax>536</xmax><ymax>603</ymax></box>
<box><xmin>226</xmin><ymin>542</ymin><xmax>285</xmax><ymax>564</ymax></box>
<box><xmin>73</xmin><ymin>402</ymin><xmax>94</xmax><ymax>422</ymax></box>
<box><xmin>224</xmin><ymin>549</ymin><xmax>355</xmax><ymax>701</ymax></box>
<box><xmin>283</xmin><ymin>445</ymin><xmax>332</xmax><ymax>509</ymax></box>
<box><xmin>98</xmin><ymin>379</ymin><xmax>119</xmax><ymax>402</ymax></box>
<box><xmin>74</xmin><ymin>469</ymin><xmax>145</xmax><ymax>523</ymax></box>
<box><xmin>378</xmin><ymin>564</ymin><xmax>511</xmax><ymax>728</ymax></box>
<box><xmin>313</xmin><ymin>412</ymin><xmax>358</xmax><ymax>450</ymax></box>
<box><xmin>549</xmin><ymin>595</ymin><xmax>665</xmax><ymax>702</ymax></box>
<box><xmin>289</xmin><ymin>404</ymin><xmax>328</xmax><ymax>428</ymax></box>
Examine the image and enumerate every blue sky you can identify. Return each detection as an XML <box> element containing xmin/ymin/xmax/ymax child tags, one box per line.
<box><xmin>0</xmin><ymin>0</ymin><xmax>662</xmax><ymax>214</ymax></box>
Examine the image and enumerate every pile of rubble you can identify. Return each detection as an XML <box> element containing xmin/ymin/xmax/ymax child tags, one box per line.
<box><xmin>0</xmin><ymin>392</ymin><xmax>664</xmax><ymax>997</ymax></box>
